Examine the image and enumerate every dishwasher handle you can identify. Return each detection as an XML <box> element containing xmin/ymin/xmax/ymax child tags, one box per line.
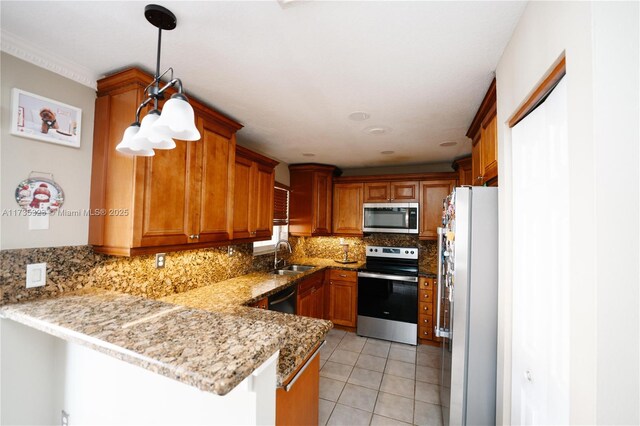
<box><xmin>269</xmin><ymin>289</ymin><xmax>296</xmax><ymax>306</ymax></box>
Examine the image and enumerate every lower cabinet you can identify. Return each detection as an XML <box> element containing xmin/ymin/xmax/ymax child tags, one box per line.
<box><xmin>327</xmin><ymin>269</ymin><xmax>357</xmax><ymax>328</ymax></box>
<box><xmin>250</xmin><ymin>297</ymin><xmax>268</xmax><ymax>310</ymax></box>
<box><xmin>297</xmin><ymin>271</ymin><xmax>325</xmax><ymax>319</ymax></box>
<box><xmin>276</xmin><ymin>348</ymin><xmax>320</xmax><ymax>426</ymax></box>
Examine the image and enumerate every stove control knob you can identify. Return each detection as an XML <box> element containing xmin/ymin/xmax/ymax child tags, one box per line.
<box><xmin>374</xmin><ymin>249</ymin><xmax>378</xmax><ymax>252</ymax></box>
<box><xmin>411</xmin><ymin>250</ymin><xmax>415</xmax><ymax>254</ymax></box>
<box><xmin>405</xmin><ymin>250</ymin><xmax>409</xmax><ymax>254</ymax></box>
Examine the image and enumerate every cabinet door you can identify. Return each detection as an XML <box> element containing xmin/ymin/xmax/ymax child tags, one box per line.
<box><xmin>471</xmin><ymin>138</ymin><xmax>483</xmax><ymax>186</ymax></box>
<box><xmin>297</xmin><ymin>287</ymin><xmax>314</xmax><ymax>318</ymax></box>
<box><xmin>329</xmin><ymin>280</ymin><xmax>357</xmax><ymax>327</ymax></box>
<box><xmin>254</xmin><ymin>163</ymin><xmax>275</xmax><ymax>239</ymax></box>
<box><xmin>312</xmin><ymin>172</ymin><xmax>332</xmax><ymax>235</ymax></box>
<box><xmin>419</xmin><ymin>180</ymin><xmax>454</xmax><ymax>239</ymax></box>
<box><xmin>333</xmin><ymin>183</ymin><xmax>364</xmax><ymax>235</ymax></box>
<box><xmin>193</xmin><ymin>119</ymin><xmax>234</xmax><ymax>243</ymax></box>
<box><xmin>364</xmin><ymin>182</ymin><xmax>390</xmax><ymax>202</ymax></box>
<box><xmin>481</xmin><ymin>112</ymin><xmax>498</xmax><ymax>184</ymax></box>
<box><xmin>133</xmin><ymin>138</ymin><xmax>192</xmax><ymax>247</ymax></box>
<box><xmin>390</xmin><ymin>181</ymin><xmax>419</xmax><ymax>202</ymax></box>
<box><xmin>313</xmin><ymin>282</ymin><xmax>325</xmax><ymax>320</ymax></box>
<box><xmin>233</xmin><ymin>155</ymin><xmax>254</xmax><ymax>239</ymax></box>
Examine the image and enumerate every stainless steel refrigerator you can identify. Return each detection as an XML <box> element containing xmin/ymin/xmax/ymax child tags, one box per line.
<box><xmin>435</xmin><ymin>186</ymin><xmax>498</xmax><ymax>425</ymax></box>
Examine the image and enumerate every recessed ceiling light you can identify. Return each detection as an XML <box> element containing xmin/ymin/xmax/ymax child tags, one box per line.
<box><xmin>365</xmin><ymin>126</ymin><xmax>390</xmax><ymax>135</ymax></box>
<box><xmin>439</xmin><ymin>141</ymin><xmax>458</xmax><ymax>147</ymax></box>
<box><xmin>380</xmin><ymin>151</ymin><xmax>395</xmax><ymax>155</ymax></box>
<box><xmin>348</xmin><ymin>111</ymin><xmax>370</xmax><ymax>121</ymax></box>
<box><xmin>302</xmin><ymin>153</ymin><xmax>315</xmax><ymax>157</ymax></box>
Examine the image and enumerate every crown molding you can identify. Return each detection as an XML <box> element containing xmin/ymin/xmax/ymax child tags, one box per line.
<box><xmin>1</xmin><ymin>29</ymin><xmax>97</xmax><ymax>89</ymax></box>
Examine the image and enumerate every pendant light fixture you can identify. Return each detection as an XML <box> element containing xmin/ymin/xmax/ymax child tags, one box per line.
<box><xmin>116</xmin><ymin>4</ymin><xmax>200</xmax><ymax>156</ymax></box>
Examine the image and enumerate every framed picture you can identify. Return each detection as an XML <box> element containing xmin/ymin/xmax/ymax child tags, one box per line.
<box><xmin>10</xmin><ymin>89</ymin><xmax>82</xmax><ymax>148</ymax></box>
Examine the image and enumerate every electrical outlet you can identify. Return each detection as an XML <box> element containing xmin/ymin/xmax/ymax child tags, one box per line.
<box><xmin>228</xmin><ymin>246</ymin><xmax>235</xmax><ymax>256</ymax></box>
<box><xmin>61</xmin><ymin>410</ymin><xmax>69</xmax><ymax>426</ymax></box>
<box><xmin>26</xmin><ymin>263</ymin><xmax>46</xmax><ymax>288</ymax></box>
<box><xmin>155</xmin><ymin>253</ymin><xmax>166</xmax><ymax>269</ymax></box>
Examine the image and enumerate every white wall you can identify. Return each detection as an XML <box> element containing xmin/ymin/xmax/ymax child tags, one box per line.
<box><xmin>1</xmin><ymin>319</ymin><xmax>278</xmax><ymax>425</ymax></box>
<box><xmin>496</xmin><ymin>1</ymin><xmax>639</xmax><ymax>424</ymax></box>
<box><xmin>0</xmin><ymin>52</ymin><xmax>96</xmax><ymax>249</ymax></box>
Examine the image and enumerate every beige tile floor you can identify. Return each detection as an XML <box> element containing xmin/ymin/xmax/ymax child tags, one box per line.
<box><xmin>319</xmin><ymin>329</ymin><xmax>444</xmax><ymax>426</ymax></box>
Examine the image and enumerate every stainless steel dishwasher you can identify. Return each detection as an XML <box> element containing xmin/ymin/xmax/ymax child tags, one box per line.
<box><xmin>268</xmin><ymin>285</ymin><xmax>297</xmax><ymax>314</ymax></box>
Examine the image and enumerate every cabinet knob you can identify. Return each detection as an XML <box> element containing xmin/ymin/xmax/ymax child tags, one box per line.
<box><xmin>195</xmin><ymin>234</ymin><xmax>200</xmax><ymax>239</ymax></box>
<box><xmin>189</xmin><ymin>234</ymin><xmax>195</xmax><ymax>239</ymax></box>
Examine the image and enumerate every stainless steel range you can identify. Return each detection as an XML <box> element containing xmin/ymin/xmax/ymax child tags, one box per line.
<box><xmin>357</xmin><ymin>245</ymin><xmax>419</xmax><ymax>345</ymax></box>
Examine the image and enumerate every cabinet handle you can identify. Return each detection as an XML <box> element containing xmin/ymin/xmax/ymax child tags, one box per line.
<box><xmin>476</xmin><ymin>176</ymin><xmax>483</xmax><ymax>181</ymax></box>
<box><xmin>339</xmin><ymin>274</ymin><xmax>347</xmax><ymax>278</ymax></box>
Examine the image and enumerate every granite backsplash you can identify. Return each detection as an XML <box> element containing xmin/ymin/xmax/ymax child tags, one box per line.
<box><xmin>1</xmin><ymin>244</ymin><xmax>277</xmax><ymax>305</ymax></box>
<box><xmin>290</xmin><ymin>234</ymin><xmax>437</xmax><ymax>274</ymax></box>
<box><xmin>1</xmin><ymin>234</ymin><xmax>434</xmax><ymax>305</ymax></box>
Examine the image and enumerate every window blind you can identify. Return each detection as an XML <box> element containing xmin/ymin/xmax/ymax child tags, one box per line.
<box><xmin>273</xmin><ymin>183</ymin><xmax>289</xmax><ymax>225</ymax></box>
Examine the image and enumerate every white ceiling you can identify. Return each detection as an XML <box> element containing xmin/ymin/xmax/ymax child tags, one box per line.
<box><xmin>1</xmin><ymin>1</ymin><xmax>526</xmax><ymax>169</ymax></box>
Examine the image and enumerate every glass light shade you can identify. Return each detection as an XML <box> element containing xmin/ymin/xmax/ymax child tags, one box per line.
<box><xmin>133</xmin><ymin>110</ymin><xmax>176</xmax><ymax>150</ymax></box>
<box><xmin>152</xmin><ymin>94</ymin><xmax>201</xmax><ymax>141</ymax></box>
<box><xmin>115</xmin><ymin>124</ymin><xmax>155</xmax><ymax>157</ymax></box>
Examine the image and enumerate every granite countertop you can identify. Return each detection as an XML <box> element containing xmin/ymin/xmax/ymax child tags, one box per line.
<box><xmin>160</xmin><ymin>257</ymin><xmax>364</xmax><ymax>386</ymax></box>
<box><xmin>0</xmin><ymin>289</ymin><xmax>286</xmax><ymax>395</ymax></box>
<box><xmin>0</xmin><ymin>258</ymin><xmax>362</xmax><ymax>395</ymax></box>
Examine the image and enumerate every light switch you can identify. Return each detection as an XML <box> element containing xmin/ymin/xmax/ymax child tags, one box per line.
<box><xmin>28</xmin><ymin>215</ymin><xmax>49</xmax><ymax>230</ymax></box>
<box><xmin>26</xmin><ymin>263</ymin><xmax>47</xmax><ymax>288</ymax></box>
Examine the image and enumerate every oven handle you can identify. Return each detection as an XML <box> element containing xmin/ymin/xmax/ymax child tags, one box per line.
<box><xmin>435</xmin><ymin>227</ymin><xmax>450</xmax><ymax>338</ymax></box>
<box><xmin>357</xmin><ymin>272</ymin><xmax>418</xmax><ymax>283</ymax></box>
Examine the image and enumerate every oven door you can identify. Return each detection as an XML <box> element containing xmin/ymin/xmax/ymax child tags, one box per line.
<box><xmin>357</xmin><ymin>271</ymin><xmax>418</xmax><ymax>345</ymax></box>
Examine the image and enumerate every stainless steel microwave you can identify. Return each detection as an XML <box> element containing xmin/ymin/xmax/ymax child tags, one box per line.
<box><xmin>362</xmin><ymin>203</ymin><xmax>419</xmax><ymax>234</ymax></box>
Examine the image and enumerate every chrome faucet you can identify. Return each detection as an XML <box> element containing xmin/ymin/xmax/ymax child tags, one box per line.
<box><xmin>274</xmin><ymin>239</ymin><xmax>292</xmax><ymax>269</ymax></box>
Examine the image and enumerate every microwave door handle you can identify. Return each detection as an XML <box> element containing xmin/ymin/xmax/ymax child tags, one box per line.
<box><xmin>435</xmin><ymin>227</ymin><xmax>450</xmax><ymax>338</ymax></box>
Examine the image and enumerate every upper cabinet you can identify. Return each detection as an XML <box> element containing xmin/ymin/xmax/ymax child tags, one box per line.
<box><xmin>89</xmin><ymin>68</ymin><xmax>277</xmax><ymax>255</ymax></box>
<box><xmin>289</xmin><ymin>164</ymin><xmax>336</xmax><ymax>237</ymax></box>
<box><xmin>419</xmin><ymin>179</ymin><xmax>456</xmax><ymax>240</ymax></box>
<box><xmin>233</xmin><ymin>146</ymin><xmax>278</xmax><ymax>241</ymax></box>
<box><xmin>333</xmin><ymin>183</ymin><xmax>364</xmax><ymax>236</ymax></box>
<box><xmin>363</xmin><ymin>181</ymin><xmax>419</xmax><ymax>202</ymax></box>
<box><xmin>467</xmin><ymin>78</ymin><xmax>498</xmax><ymax>186</ymax></box>
<box><xmin>452</xmin><ymin>156</ymin><xmax>472</xmax><ymax>186</ymax></box>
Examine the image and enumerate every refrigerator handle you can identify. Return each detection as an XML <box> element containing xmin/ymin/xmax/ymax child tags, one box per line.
<box><xmin>435</xmin><ymin>227</ymin><xmax>451</xmax><ymax>339</ymax></box>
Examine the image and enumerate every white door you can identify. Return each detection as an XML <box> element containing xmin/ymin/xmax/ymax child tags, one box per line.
<box><xmin>511</xmin><ymin>77</ymin><xmax>570</xmax><ymax>424</ymax></box>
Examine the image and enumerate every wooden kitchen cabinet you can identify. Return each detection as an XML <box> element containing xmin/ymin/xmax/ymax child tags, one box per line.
<box><xmin>419</xmin><ymin>180</ymin><xmax>455</xmax><ymax>240</ymax></box>
<box><xmin>418</xmin><ymin>277</ymin><xmax>436</xmax><ymax>342</ymax></box>
<box><xmin>233</xmin><ymin>146</ymin><xmax>278</xmax><ymax>242</ymax></box>
<box><xmin>364</xmin><ymin>181</ymin><xmax>419</xmax><ymax>202</ymax></box>
<box><xmin>289</xmin><ymin>164</ymin><xmax>336</xmax><ymax>237</ymax></box>
<box><xmin>297</xmin><ymin>271</ymin><xmax>324</xmax><ymax>319</ymax></box>
<box><xmin>468</xmin><ymin>78</ymin><xmax>498</xmax><ymax>186</ymax></box>
<box><xmin>332</xmin><ymin>183</ymin><xmax>364</xmax><ymax>236</ymax></box>
<box><xmin>452</xmin><ymin>156</ymin><xmax>473</xmax><ymax>186</ymax></box>
<box><xmin>250</xmin><ymin>297</ymin><xmax>268</xmax><ymax>310</ymax></box>
<box><xmin>327</xmin><ymin>269</ymin><xmax>357</xmax><ymax>328</ymax></box>
<box><xmin>89</xmin><ymin>68</ymin><xmax>243</xmax><ymax>256</ymax></box>
<box><xmin>276</xmin><ymin>345</ymin><xmax>320</xmax><ymax>426</ymax></box>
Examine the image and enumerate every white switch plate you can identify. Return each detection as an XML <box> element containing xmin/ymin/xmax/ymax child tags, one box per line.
<box><xmin>26</xmin><ymin>263</ymin><xmax>47</xmax><ymax>288</ymax></box>
<box><xmin>28</xmin><ymin>215</ymin><xmax>49</xmax><ymax>230</ymax></box>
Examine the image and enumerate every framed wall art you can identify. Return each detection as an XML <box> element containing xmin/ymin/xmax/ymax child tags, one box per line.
<box><xmin>10</xmin><ymin>88</ymin><xmax>82</xmax><ymax>148</ymax></box>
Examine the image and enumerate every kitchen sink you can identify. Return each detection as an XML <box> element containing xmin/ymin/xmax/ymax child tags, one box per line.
<box><xmin>271</xmin><ymin>269</ymin><xmax>302</xmax><ymax>276</ymax></box>
<box><xmin>282</xmin><ymin>264</ymin><xmax>315</xmax><ymax>272</ymax></box>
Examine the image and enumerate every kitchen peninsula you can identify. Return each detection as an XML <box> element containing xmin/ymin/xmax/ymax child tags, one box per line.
<box><xmin>0</xmin><ymin>260</ymin><xmax>361</xmax><ymax>425</ymax></box>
